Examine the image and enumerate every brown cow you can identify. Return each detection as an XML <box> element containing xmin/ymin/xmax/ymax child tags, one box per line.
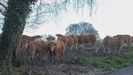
<box><xmin>19</xmin><ymin>35</ymin><xmax>33</xmax><ymax>54</ymax></box>
<box><xmin>48</xmin><ymin>40</ymin><xmax>65</xmax><ymax>61</ymax></box>
<box><xmin>56</xmin><ymin>34</ymin><xmax>65</xmax><ymax>43</ymax></box>
<box><xmin>19</xmin><ymin>35</ymin><xmax>35</xmax><ymax>54</ymax></box>
<box><xmin>20</xmin><ymin>35</ymin><xmax>43</xmax><ymax>50</ymax></box>
<box><xmin>103</xmin><ymin>35</ymin><xmax>121</xmax><ymax>54</ymax></box>
<box><xmin>69</xmin><ymin>35</ymin><xmax>78</xmax><ymax>50</ymax></box>
<box><xmin>20</xmin><ymin>38</ymin><xmax>49</xmax><ymax>64</ymax></box>
<box><xmin>130</xmin><ymin>36</ymin><xmax>133</xmax><ymax>47</ymax></box>
<box><xmin>113</xmin><ymin>34</ymin><xmax>131</xmax><ymax>48</ymax></box>
<box><xmin>77</xmin><ymin>35</ymin><xmax>96</xmax><ymax>48</ymax></box>
<box><xmin>29</xmin><ymin>40</ymin><xmax>48</xmax><ymax>63</ymax></box>
<box><xmin>56</xmin><ymin>34</ymin><xmax>74</xmax><ymax>50</ymax></box>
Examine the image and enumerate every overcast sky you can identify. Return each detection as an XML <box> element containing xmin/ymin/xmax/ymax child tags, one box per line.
<box><xmin>23</xmin><ymin>0</ymin><xmax>133</xmax><ymax>39</ymax></box>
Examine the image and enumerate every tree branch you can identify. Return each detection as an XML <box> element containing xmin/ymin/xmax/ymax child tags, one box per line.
<box><xmin>0</xmin><ymin>9</ymin><xmax>5</xmax><ymax>16</ymax></box>
<box><xmin>0</xmin><ymin>2</ymin><xmax>7</xmax><ymax>16</ymax></box>
<box><xmin>0</xmin><ymin>2</ymin><xmax>7</xmax><ymax>10</ymax></box>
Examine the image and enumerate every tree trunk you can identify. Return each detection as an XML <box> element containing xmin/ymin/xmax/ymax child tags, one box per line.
<box><xmin>0</xmin><ymin>0</ymin><xmax>36</xmax><ymax>74</ymax></box>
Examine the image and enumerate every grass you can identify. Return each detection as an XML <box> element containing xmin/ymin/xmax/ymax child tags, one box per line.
<box><xmin>79</xmin><ymin>50</ymin><xmax>133</xmax><ymax>71</ymax></box>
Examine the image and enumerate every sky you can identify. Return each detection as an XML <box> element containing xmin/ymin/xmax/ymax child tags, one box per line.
<box><xmin>23</xmin><ymin>0</ymin><xmax>133</xmax><ymax>39</ymax></box>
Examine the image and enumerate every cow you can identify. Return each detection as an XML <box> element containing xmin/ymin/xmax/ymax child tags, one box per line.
<box><xmin>28</xmin><ymin>40</ymin><xmax>49</xmax><ymax>64</ymax></box>
<box><xmin>19</xmin><ymin>35</ymin><xmax>35</xmax><ymax>56</ymax></box>
<box><xmin>113</xmin><ymin>34</ymin><xmax>131</xmax><ymax>48</ymax></box>
<box><xmin>48</xmin><ymin>40</ymin><xmax>65</xmax><ymax>62</ymax></box>
<box><xmin>20</xmin><ymin>38</ymin><xmax>49</xmax><ymax>65</ymax></box>
<box><xmin>19</xmin><ymin>35</ymin><xmax>34</xmax><ymax>57</ymax></box>
<box><xmin>20</xmin><ymin>35</ymin><xmax>45</xmax><ymax>50</ymax></box>
<box><xmin>103</xmin><ymin>35</ymin><xmax>121</xmax><ymax>54</ymax></box>
<box><xmin>130</xmin><ymin>36</ymin><xmax>133</xmax><ymax>47</ymax></box>
<box><xmin>77</xmin><ymin>35</ymin><xmax>96</xmax><ymax>44</ymax></box>
<box><xmin>56</xmin><ymin>34</ymin><xmax>74</xmax><ymax>50</ymax></box>
<box><xmin>69</xmin><ymin>35</ymin><xmax>78</xmax><ymax>50</ymax></box>
<box><xmin>77</xmin><ymin>35</ymin><xmax>96</xmax><ymax>49</ymax></box>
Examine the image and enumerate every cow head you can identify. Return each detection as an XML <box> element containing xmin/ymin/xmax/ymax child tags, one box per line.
<box><xmin>20</xmin><ymin>39</ymin><xmax>29</xmax><ymax>50</ymax></box>
<box><xmin>49</xmin><ymin>41</ymin><xmax>56</xmax><ymax>52</ymax></box>
<box><xmin>56</xmin><ymin>34</ymin><xmax>64</xmax><ymax>41</ymax></box>
<box><xmin>56</xmin><ymin>34</ymin><xmax>63</xmax><ymax>36</ymax></box>
<box><xmin>47</xmin><ymin>36</ymin><xmax>55</xmax><ymax>42</ymax></box>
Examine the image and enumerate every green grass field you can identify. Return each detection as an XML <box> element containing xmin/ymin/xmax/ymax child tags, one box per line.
<box><xmin>79</xmin><ymin>50</ymin><xmax>133</xmax><ymax>71</ymax></box>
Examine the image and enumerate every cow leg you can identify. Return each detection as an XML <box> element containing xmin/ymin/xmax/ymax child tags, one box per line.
<box><xmin>28</xmin><ymin>57</ymin><xmax>31</xmax><ymax>65</ymax></box>
<box><xmin>128</xmin><ymin>43</ymin><xmax>131</xmax><ymax>49</ymax></box>
<box><xmin>75</xmin><ymin>43</ymin><xmax>77</xmax><ymax>50</ymax></box>
<box><xmin>109</xmin><ymin>48</ymin><xmax>112</xmax><ymax>54</ymax></box>
<box><xmin>130</xmin><ymin>43</ymin><xmax>133</xmax><ymax>48</ymax></box>
<box><xmin>95</xmin><ymin>47</ymin><xmax>99</xmax><ymax>55</ymax></box>
<box><xmin>28</xmin><ymin>56</ymin><xmax>34</xmax><ymax>65</ymax></box>
<box><xmin>107</xmin><ymin>48</ymin><xmax>110</xmax><ymax>54</ymax></box>
<box><xmin>44</xmin><ymin>51</ymin><xmax>48</xmax><ymax>63</ymax></box>
<box><xmin>49</xmin><ymin>50</ymin><xmax>53</xmax><ymax>63</ymax></box>
<box><xmin>110</xmin><ymin>48</ymin><xmax>113</xmax><ymax>54</ymax></box>
<box><xmin>55</xmin><ymin>52</ymin><xmax>59</xmax><ymax>60</ymax></box>
<box><xmin>54</xmin><ymin>53</ymin><xmax>59</xmax><ymax>63</ymax></box>
<box><xmin>112</xmin><ymin>48</ymin><xmax>114</xmax><ymax>54</ymax></box>
<box><xmin>70</xmin><ymin>44</ymin><xmax>73</xmax><ymax>50</ymax></box>
<box><xmin>115</xmin><ymin>48</ymin><xmax>119</xmax><ymax>54</ymax></box>
<box><xmin>64</xmin><ymin>43</ymin><xmax>67</xmax><ymax>50</ymax></box>
<box><xmin>60</xmin><ymin>50</ymin><xmax>64</xmax><ymax>62</ymax></box>
<box><xmin>118</xmin><ymin>45</ymin><xmax>123</xmax><ymax>54</ymax></box>
<box><xmin>112</xmin><ymin>47</ymin><xmax>116</xmax><ymax>54</ymax></box>
<box><xmin>61</xmin><ymin>55</ymin><xmax>63</xmax><ymax>62</ymax></box>
<box><xmin>103</xmin><ymin>47</ymin><xmax>106</xmax><ymax>54</ymax></box>
<box><xmin>32</xmin><ymin>51</ymin><xmax>36</xmax><ymax>65</ymax></box>
<box><xmin>47</xmin><ymin>44</ymin><xmax>52</xmax><ymax>62</ymax></box>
